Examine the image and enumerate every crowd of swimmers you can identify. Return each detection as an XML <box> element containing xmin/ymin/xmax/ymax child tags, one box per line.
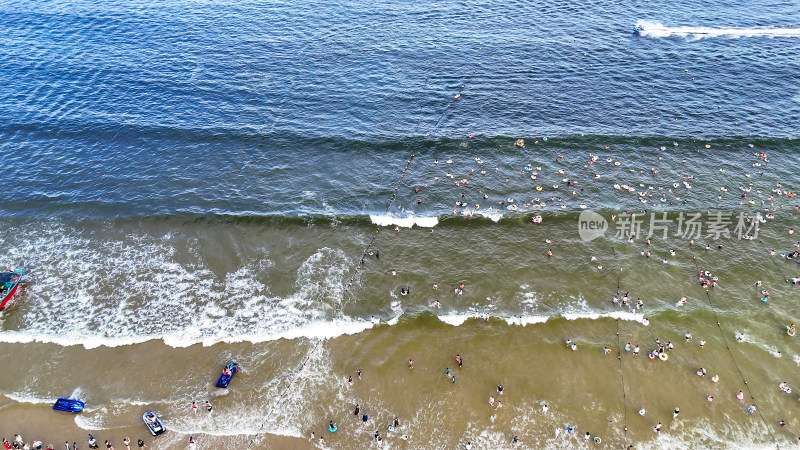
<box><xmin>343</xmin><ymin>148</ymin><xmax>800</xmax><ymax>446</ymax></box>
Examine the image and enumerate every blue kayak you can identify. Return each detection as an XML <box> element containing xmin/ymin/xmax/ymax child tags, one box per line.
<box><xmin>215</xmin><ymin>363</ymin><xmax>238</xmax><ymax>388</ymax></box>
<box><xmin>53</xmin><ymin>398</ymin><xmax>84</xmax><ymax>412</ymax></box>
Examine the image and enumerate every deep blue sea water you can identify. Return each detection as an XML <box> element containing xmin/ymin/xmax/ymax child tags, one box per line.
<box><xmin>2</xmin><ymin>0</ymin><xmax>799</xmax><ymax>219</ymax></box>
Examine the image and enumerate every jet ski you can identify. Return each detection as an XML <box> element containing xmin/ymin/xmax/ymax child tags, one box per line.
<box><xmin>633</xmin><ymin>24</ymin><xmax>644</xmax><ymax>33</ymax></box>
<box><xmin>215</xmin><ymin>363</ymin><xmax>238</xmax><ymax>388</ymax></box>
<box><xmin>53</xmin><ymin>398</ymin><xmax>84</xmax><ymax>412</ymax></box>
<box><xmin>143</xmin><ymin>411</ymin><xmax>166</xmax><ymax>436</ymax></box>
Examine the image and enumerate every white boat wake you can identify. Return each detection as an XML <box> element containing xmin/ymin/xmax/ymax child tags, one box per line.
<box><xmin>636</xmin><ymin>21</ymin><xmax>800</xmax><ymax>39</ymax></box>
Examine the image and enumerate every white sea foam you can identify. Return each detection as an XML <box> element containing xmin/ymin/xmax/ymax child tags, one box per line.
<box><xmin>3</xmin><ymin>392</ymin><xmax>55</xmax><ymax>405</ymax></box>
<box><xmin>476</xmin><ymin>211</ymin><xmax>503</xmax><ymax>222</ymax></box>
<box><xmin>370</xmin><ymin>213</ymin><xmax>439</xmax><ymax>228</ymax></box>
<box><xmin>439</xmin><ymin>311</ymin><xmax>644</xmax><ymax>327</ymax></box>
<box><xmin>637</xmin><ymin>20</ymin><xmax>800</xmax><ymax>40</ymax></box>
<box><xmin>0</xmin><ymin>224</ymin><xmax>355</xmax><ymax>349</ymax></box>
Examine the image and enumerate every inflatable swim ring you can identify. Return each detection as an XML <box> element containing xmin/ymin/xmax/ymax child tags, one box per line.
<box><xmin>329</xmin><ymin>425</ymin><xmax>338</xmax><ymax>433</ymax></box>
<box><xmin>532</xmin><ymin>216</ymin><xmax>543</xmax><ymax>224</ymax></box>
<box><xmin>594</xmin><ymin>437</ymin><xmax>601</xmax><ymax>444</ymax></box>
<box><xmin>659</xmin><ymin>353</ymin><xmax>668</xmax><ymax>361</ymax></box>
<box><xmin>536</xmin><ymin>186</ymin><xmax>543</xmax><ymax>192</ymax></box>
<box><xmin>648</xmin><ymin>352</ymin><xmax>656</xmax><ymax>360</ymax></box>
<box><xmin>788</xmin><ymin>327</ymin><xmax>796</xmax><ymax>337</ymax></box>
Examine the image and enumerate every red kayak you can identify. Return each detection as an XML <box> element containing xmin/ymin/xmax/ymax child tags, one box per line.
<box><xmin>0</xmin><ymin>268</ymin><xmax>23</xmax><ymax>310</ymax></box>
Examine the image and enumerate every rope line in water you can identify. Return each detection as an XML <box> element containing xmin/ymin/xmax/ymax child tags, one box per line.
<box><xmin>610</xmin><ymin>245</ymin><xmax>629</xmax><ymax>445</ymax></box>
<box><xmin>687</xmin><ymin>248</ymin><xmax>777</xmax><ymax>444</ymax></box>
<box><xmin>615</xmin><ymin>318</ymin><xmax>629</xmax><ymax>442</ymax></box>
<box><xmin>245</xmin><ymin>48</ymin><xmax>482</xmax><ymax>448</ymax></box>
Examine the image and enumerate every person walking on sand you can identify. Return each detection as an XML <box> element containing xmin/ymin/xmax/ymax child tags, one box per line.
<box><xmin>123</xmin><ymin>438</ymin><xmax>130</xmax><ymax>450</ymax></box>
<box><xmin>188</xmin><ymin>437</ymin><xmax>196</xmax><ymax>450</ymax></box>
<box><xmin>136</xmin><ymin>440</ymin><xmax>145</xmax><ymax>449</ymax></box>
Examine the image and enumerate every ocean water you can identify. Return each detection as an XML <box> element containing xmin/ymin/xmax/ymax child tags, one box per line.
<box><xmin>1</xmin><ymin>0</ymin><xmax>800</xmax><ymax>448</ymax></box>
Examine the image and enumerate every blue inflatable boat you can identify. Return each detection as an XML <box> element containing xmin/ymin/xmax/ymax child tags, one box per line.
<box><xmin>143</xmin><ymin>411</ymin><xmax>166</xmax><ymax>436</ymax></box>
<box><xmin>215</xmin><ymin>363</ymin><xmax>238</xmax><ymax>388</ymax></box>
<box><xmin>53</xmin><ymin>398</ymin><xmax>84</xmax><ymax>412</ymax></box>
